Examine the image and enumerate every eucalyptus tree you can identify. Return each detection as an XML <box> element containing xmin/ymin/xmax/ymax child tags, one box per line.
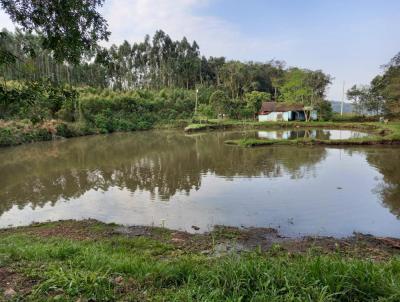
<box><xmin>220</xmin><ymin>61</ymin><xmax>246</xmax><ymax>99</ymax></box>
<box><xmin>176</xmin><ymin>37</ymin><xmax>201</xmax><ymax>89</ymax></box>
<box><xmin>204</xmin><ymin>56</ymin><xmax>225</xmax><ymax>86</ymax></box>
<box><xmin>346</xmin><ymin>85</ymin><xmax>371</xmax><ymax>114</ymax></box>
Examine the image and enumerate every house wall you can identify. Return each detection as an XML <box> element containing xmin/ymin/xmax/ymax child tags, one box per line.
<box><xmin>288</xmin><ymin>111</ymin><xmax>318</xmax><ymax>121</ymax></box>
<box><xmin>259</xmin><ymin>110</ymin><xmax>317</xmax><ymax>122</ymax></box>
<box><xmin>258</xmin><ymin>112</ymin><xmax>290</xmax><ymax>122</ymax></box>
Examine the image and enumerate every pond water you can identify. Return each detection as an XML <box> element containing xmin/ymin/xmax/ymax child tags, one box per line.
<box><xmin>255</xmin><ymin>129</ymin><xmax>369</xmax><ymax>140</ymax></box>
<box><xmin>0</xmin><ymin>130</ymin><xmax>399</xmax><ymax>238</ymax></box>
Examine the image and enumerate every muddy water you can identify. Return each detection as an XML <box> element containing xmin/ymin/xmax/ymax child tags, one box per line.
<box><xmin>0</xmin><ymin>130</ymin><xmax>399</xmax><ymax>237</ymax></box>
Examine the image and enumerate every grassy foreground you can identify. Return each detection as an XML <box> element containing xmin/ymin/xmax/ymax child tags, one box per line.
<box><xmin>1</xmin><ymin>220</ymin><xmax>400</xmax><ymax>301</ymax></box>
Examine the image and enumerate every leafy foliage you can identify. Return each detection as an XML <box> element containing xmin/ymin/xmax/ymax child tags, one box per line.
<box><xmin>279</xmin><ymin>68</ymin><xmax>331</xmax><ymax>106</ymax></box>
<box><xmin>0</xmin><ymin>0</ymin><xmax>110</xmax><ymax>63</ymax></box>
<box><xmin>0</xmin><ymin>80</ymin><xmax>78</xmax><ymax>123</ymax></box>
<box><xmin>0</xmin><ymin>29</ymin><xmax>335</xmax><ymax>127</ymax></box>
<box><xmin>348</xmin><ymin>52</ymin><xmax>400</xmax><ymax>116</ymax></box>
<box><xmin>244</xmin><ymin>91</ymin><xmax>271</xmax><ymax>118</ymax></box>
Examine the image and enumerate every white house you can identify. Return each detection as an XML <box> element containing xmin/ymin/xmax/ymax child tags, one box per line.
<box><xmin>258</xmin><ymin>102</ymin><xmax>317</xmax><ymax>122</ymax></box>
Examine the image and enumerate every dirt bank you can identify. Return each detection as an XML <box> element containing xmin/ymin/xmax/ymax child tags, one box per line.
<box><xmin>3</xmin><ymin>220</ymin><xmax>399</xmax><ymax>259</ymax></box>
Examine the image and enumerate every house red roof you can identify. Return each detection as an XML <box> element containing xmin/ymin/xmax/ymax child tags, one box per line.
<box><xmin>259</xmin><ymin>102</ymin><xmax>304</xmax><ymax>113</ymax></box>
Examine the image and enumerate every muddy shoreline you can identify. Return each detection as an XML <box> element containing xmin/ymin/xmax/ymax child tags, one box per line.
<box><xmin>2</xmin><ymin>220</ymin><xmax>399</xmax><ymax>259</ymax></box>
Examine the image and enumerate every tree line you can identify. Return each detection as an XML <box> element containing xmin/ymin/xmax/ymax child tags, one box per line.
<box><xmin>347</xmin><ymin>52</ymin><xmax>400</xmax><ymax>116</ymax></box>
<box><xmin>0</xmin><ymin>29</ymin><xmax>334</xmax><ymax>120</ymax></box>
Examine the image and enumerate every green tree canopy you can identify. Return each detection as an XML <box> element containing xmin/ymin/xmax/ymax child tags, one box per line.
<box><xmin>278</xmin><ymin>68</ymin><xmax>331</xmax><ymax>107</ymax></box>
<box><xmin>209</xmin><ymin>90</ymin><xmax>229</xmax><ymax>116</ymax></box>
<box><xmin>0</xmin><ymin>0</ymin><xmax>110</xmax><ymax>63</ymax></box>
<box><xmin>244</xmin><ymin>91</ymin><xmax>270</xmax><ymax>116</ymax></box>
<box><xmin>347</xmin><ymin>52</ymin><xmax>399</xmax><ymax>116</ymax></box>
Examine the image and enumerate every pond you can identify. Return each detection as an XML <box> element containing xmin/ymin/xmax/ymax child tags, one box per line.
<box><xmin>0</xmin><ymin>130</ymin><xmax>399</xmax><ymax>238</ymax></box>
<box><xmin>255</xmin><ymin>129</ymin><xmax>369</xmax><ymax>140</ymax></box>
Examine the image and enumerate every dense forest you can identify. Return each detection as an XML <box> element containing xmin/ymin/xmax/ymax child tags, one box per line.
<box><xmin>0</xmin><ymin>29</ymin><xmax>334</xmax><ymax>128</ymax></box>
<box><xmin>0</xmin><ymin>29</ymin><xmax>331</xmax><ymax>94</ymax></box>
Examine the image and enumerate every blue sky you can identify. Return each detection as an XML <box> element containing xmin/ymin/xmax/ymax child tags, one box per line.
<box><xmin>1</xmin><ymin>0</ymin><xmax>399</xmax><ymax>100</ymax></box>
<box><xmin>205</xmin><ymin>0</ymin><xmax>400</xmax><ymax>100</ymax></box>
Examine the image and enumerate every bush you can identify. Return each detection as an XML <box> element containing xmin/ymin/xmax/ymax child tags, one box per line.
<box><xmin>0</xmin><ymin>80</ymin><xmax>78</xmax><ymax>122</ymax></box>
<box><xmin>332</xmin><ymin>113</ymin><xmax>379</xmax><ymax>122</ymax></box>
<box><xmin>317</xmin><ymin>100</ymin><xmax>333</xmax><ymax>121</ymax></box>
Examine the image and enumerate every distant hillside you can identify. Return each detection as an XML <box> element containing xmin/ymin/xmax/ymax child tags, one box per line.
<box><xmin>330</xmin><ymin>101</ymin><xmax>353</xmax><ymax>113</ymax></box>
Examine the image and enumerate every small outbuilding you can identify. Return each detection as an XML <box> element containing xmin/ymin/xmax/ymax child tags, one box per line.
<box><xmin>258</xmin><ymin>102</ymin><xmax>317</xmax><ymax>122</ymax></box>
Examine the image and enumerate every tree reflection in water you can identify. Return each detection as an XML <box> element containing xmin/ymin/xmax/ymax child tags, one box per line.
<box><xmin>362</xmin><ymin>149</ymin><xmax>400</xmax><ymax>217</ymax></box>
<box><xmin>0</xmin><ymin>131</ymin><xmax>328</xmax><ymax>215</ymax></box>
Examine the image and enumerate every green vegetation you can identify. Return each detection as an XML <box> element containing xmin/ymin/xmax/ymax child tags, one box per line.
<box><xmin>1</xmin><ymin>27</ymin><xmax>399</xmax><ymax>147</ymax></box>
<box><xmin>348</xmin><ymin>52</ymin><xmax>400</xmax><ymax>116</ymax></box>
<box><xmin>0</xmin><ymin>0</ymin><xmax>109</xmax><ymax>64</ymax></box>
<box><xmin>185</xmin><ymin>120</ymin><xmax>380</xmax><ymax>133</ymax></box>
<box><xmin>1</xmin><ymin>220</ymin><xmax>400</xmax><ymax>301</ymax></box>
<box><xmin>0</xmin><ymin>84</ymin><xmax>199</xmax><ymax>146</ymax></box>
<box><xmin>1</xmin><ymin>3</ymin><xmax>400</xmax><ymax>301</ymax></box>
<box><xmin>0</xmin><ymin>29</ymin><xmax>335</xmax><ymax>148</ymax></box>
<box><xmin>0</xmin><ymin>120</ymin><xmax>94</xmax><ymax>147</ymax></box>
<box><xmin>0</xmin><ymin>2</ymin><xmax>399</xmax><ymax>149</ymax></box>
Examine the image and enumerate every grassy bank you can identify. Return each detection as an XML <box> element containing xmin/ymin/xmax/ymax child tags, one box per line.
<box><xmin>0</xmin><ymin>120</ymin><xmax>96</xmax><ymax>147</ymax></box>
<box><xmin>1</xmin><ymin>220</ymin><xmax>400</xmax><ymax>301</ymax></box>
<box><xmin>1</xmin><ymin>119</ymin><xmax>400</xmax><ymax>148</ymax></box>
<box><xmin>184</xmin><ymin>120</ymin><xmax>386</xmax><ymax>132</ymax></box>
<box><xmin>184</xmin><ymin>120</ymin><xmax>389</xmax><ymax>135</ymax></box>
<box><xmin>0</xmin><ymin>119</ymin><xmax>189</xmax><ymax>147</ymax></box>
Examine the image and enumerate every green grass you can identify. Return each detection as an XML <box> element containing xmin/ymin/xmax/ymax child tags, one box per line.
<box><xmin>1</xmin><ymin>117</ymin><xmax>399</xmax><ymax>148</ymax></box>
<box><xmin>1</xmin><ymin>222</ymin><xmax>400</xmax><ymax>301</ymax></box>
<box><xmin>184</xmin><ymin>119</ymin><xmax>383</xmax><ymax>132</ymax></box>
<box><xmin>184</xmin><ymin>123</ymin><xmax>222</xmax><ymax>132</ymax></box>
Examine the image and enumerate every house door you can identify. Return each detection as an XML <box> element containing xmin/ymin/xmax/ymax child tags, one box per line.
<box><xmin>277</xmin><ymin>113</ymin><xmax>283</xmax><ymax>121</ymax></box>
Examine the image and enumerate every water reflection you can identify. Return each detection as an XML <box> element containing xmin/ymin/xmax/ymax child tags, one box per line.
<box><xmin>0</xmin><ymin>131</ymin><xmax>327</xmax><ymax>210</ymax></box>
<box><xmin>364</xmin><ymin>150</ymin><xmax>400</xmax><ymax>217</ymax></box>
<box><xmin>0</xmin><ymin>130</ymin><xmax>399</xmax><ymax>237</ymax></box>
<box><xmin>256</xmin><ymin>129</ymin><xmax>368</xmax><ymax>140</ymax></box>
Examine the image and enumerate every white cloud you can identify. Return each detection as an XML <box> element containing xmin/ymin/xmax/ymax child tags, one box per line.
<box><xmin>102</xmin><ymin>0</ymin><xmax>292</xmax><ymax>59</ymax></box>
<box><xmin>1</xmin><ymin>1</ymin><xmax>293</xmax><ymax>62</ymax></box>
<box><xmin>0</xmin><ymin>10</ymin><xmax>15</xmax><ymax>30</ymax></box>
